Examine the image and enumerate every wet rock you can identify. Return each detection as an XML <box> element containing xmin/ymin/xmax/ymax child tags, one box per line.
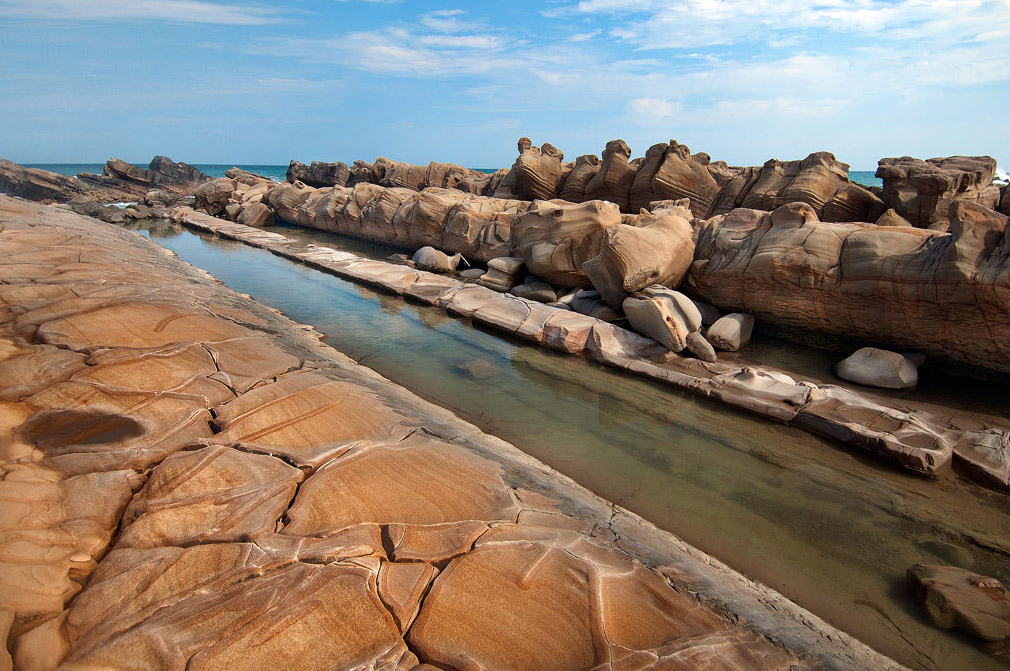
<box><xmin>686</xmin><ymin>331</ymin><xmax>717</xmax><ymax>363</ymax></box>
<box><xmin>67</xmin><ymin>199</ymin><xmax>126</xmax><ymax>225</ymax></box>
<box><xmin>908</xmin><ymin>564</ymin><xmax>1010</xmax><ymax>643</ymax></box>
<box><xmin>707</xmin><ymin>313</ymin><xmax>755</xmax><ymax>352</ymax></box>
<box><xmin>412</xmin><ymin>246</ymin><xmax>463</xmax><ymax>273</ymax></box>
<box><xmin>582</xmin><ymin>203</ymin><xmax>695</xmax><ymax>308</ymax></box>
<box><xmin>836</xmin><ymin>347</ymin><xmax>919</xmax><ymax>390</ymax></box>
<box><xmin>877</xmin><ymin>155</ymin><xmax>1000</xmax><ymax>228</ymax></box>
<box><xmin>622</xmin><ymin>285</ymin><xmax>702</xmax><ymax>352</ymax></box>
<box><xmin>513</xmin><ymin>200</ymin><xmax>621</xmax><ymax>287</ymax></box>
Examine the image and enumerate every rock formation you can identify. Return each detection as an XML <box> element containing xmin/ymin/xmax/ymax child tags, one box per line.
<box><xmin>495</xmin><ymin>137</ymin><xmax>565</xmax><ymax>201</ymax></box>
<box><xmin>876</xmin><ymin>155</ymin><xmax>1001</xmax><ymax>229</ymax></box>
<box><xmin>0</xmin><ymin>159</ymin><xmax>86</xmax><ymax>202</ymax></box>
<box><xmin>908</xmin><ymin>565</ymin><xmax>1010</xmax><ymax>643</ymax></box>
<box><xmin>835</xmin><ymin>347</ymin><xmax>920</xmax><ymax>390</ymax></box>
<box><xmin>583</xmin><ymin>139</ymin><xmax>637</xmax><ymax>212</ymax></box>
<box><xmin>623</xmin><ymin>285</ymin><xmax>703</xmax><ymax>353</ymax></box>
<box><xmin>690</xmin><ymin>200</ymin><xmax>1010</xmax><ymax>375</ymax></box>
<box><xmin>582</xmin><ymin>202</ymin><xmax>695</xmax><ymax>308</ymax></box>
<box><xmin>512</xmin><ymin>199</ymin><xmax>621</xmax><ymax>287</ymax></box>
<box><xmin>286</xmin><ymin>160</ymin><xmax>351</xmax><ymax>187</ymax></box>
<box><xmin>77</xmin><ymin>156</ymin><xmax>209</xmax><ymax>199</ymax></box>
<box><xmin>629</xmin><ymin>141</ymin><xmax>720</xmax><ymax>216</ymax></box>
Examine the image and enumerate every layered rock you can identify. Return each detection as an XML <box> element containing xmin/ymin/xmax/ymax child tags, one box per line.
<box><xmin>876</xmin><ymin>155</ymin><xmax>1001</xmax><ymax>229</ymax></box>
<box><xmin>583</xmin><ymin>139</ymin><xmax>637</xmax><ymax>212</ymax></box>
<box><xmin>907</xmin><ymin>565</ymin><xmax>1010</xmax><ymax>643</ymax></box>
<box><xmin>495</xmin><ymin>137</ymin><xmax>565</xmax><ymax>201</ymax></box>
<box><xmin>629</xmin><ymin>141</ymin><xmax>720</xmax><ymax>216</ymax></box>
<box><xmin>690</xmin><ymin>200</ymin><xmax>1010</xmax><ymax>376</ymax></box>
<box><xmin>0</xmin><ymin>159</ymin><xmax>86</xmax><ymax>203</ymax></box>
<box><xmin>77</xmin><ymin>156</ymin><xmax>209</xmax><ymax>199</ymax></box>
<box><xmin>286</xmin><ymin>160</ymin><xmax>351</xmax><ymax>187</ymax></box>
<box><xmin>582</xmin><ymin>202</ymin><xmax>695</xmax><ymax>308</ymax></box>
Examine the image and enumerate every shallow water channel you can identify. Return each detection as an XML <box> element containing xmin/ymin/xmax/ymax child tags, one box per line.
<box><xmin>136</xmin><ymin>220</ymin><xmax>1010</xmax><ymax>671</ymax></box>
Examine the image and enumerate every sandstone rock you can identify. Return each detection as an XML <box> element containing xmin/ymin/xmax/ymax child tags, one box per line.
<box><xmin>458</xmin><ymin>268</ymin><xmax>486</xmax><ymax>282</ymax></box>
<box><xmin>706</xmin><ymin>313</ymin><xmax>755</xmax><ymax>352</ymax></box>
<box><xmin>629</xmin><ymin>141</ymin><xmax>719</xmax><ymax>216</ymax></box>
<box><xmin>511</xmin><ymin>281</ymin><xmax>557</xmax><ymax>303</ymax></box>
<box><xmin>835</xmin><ymin>347</ymin><xmax>919</xmax><ymax>390</ymax></box>
<box><xmin>877</xmin><ymin>155</ymin><xmax>1000</xmax><ymax>228</ymax></box>
<box><xmin>194</xmin><ymin>178</ymin><xmax>235</xmax><ymax>216</ymax></box>
<box><xmin>584</xmin><ymin>139</ymin><xmax>637</xmax><ymax>211</ymax></box>
<box><xmin>582</xmin><ymin>205</ymin><xmax>695</xmax><ymax>308</ymax></box>
<box><xmin>286</xmin><ymin>160</ymin><xmax>350</xmax><ymax>188</ymax></box>
<box><xmin>691</xmin><ymin>201</ymin><xmax>1010</xmax><ymax>375</ymax></box>
<box><xmin>557</xmin><ymin>154</ymin><xmax>600</xmax><ymax>202</ymax></box>
<box><xmin>513</xmin><ymin>200</ymin><xmax>621</xmax><ymax>287</ymax></box>
<box><xmin>908</xmin><ymin>564</ymin><xmax>1010</xmax><ymax>642</ymax></box>
<box><xmin>686</xmin><ymin>330</ymin><xmax>717</xmax><ymax>362</ymax></box>
<box><xmin>875</xmin><ymin>208</ymin><xmax>912</xmax><ymax>227</ymax></box>
<box><xmin>67</xmin><ymin>199</ymin><xmax>126</xmax><ymax>224</ymax></box>
<box><xmin>622</xmin><ymin>285</ymin><xmax>702</xmax><ymax>352</ymax></box>
<box><xmin>477</xmin><ymin>267</ymin><xmax>516</xmax><ymax>292</ymax></box>
<box><xmin>411</xmin><ymin>246</ymin><xmax>463</xmax><ymax>273</ymax></box>
<box><xmin>693</xmin><ymin>300</ymin><xmax>721</xmax><ymax>328</ymax></box>
<box><xmin>487</xmin><ymin>256</ymin><xmax>524</xmax><ymax>275</ymax></box>
<box><xmin>236</xmin><ymin>201</ymin><xmax>274</xmax><ymax>228</ymax></box>
<box><xmin>499</xmin><ymin>137</ymin><xmax>565</xmax><ymax>201</ymax></box>
<box><xmin>0</xmin><ymin>159</ymin><xmax>85</xmax><ymax>202</ymax></box>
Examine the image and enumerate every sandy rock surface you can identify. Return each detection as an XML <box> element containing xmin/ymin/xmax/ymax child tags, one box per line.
<box><xmin>1</xmin><ymin>195</ymin><xmax>913</xmax><ymax>670</ymax></box>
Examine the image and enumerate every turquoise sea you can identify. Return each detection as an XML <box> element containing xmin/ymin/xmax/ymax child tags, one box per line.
<box><xmin>25</xmin><ymin>162</ymin><xmax>885</xmax><ymax>188</ymax></box>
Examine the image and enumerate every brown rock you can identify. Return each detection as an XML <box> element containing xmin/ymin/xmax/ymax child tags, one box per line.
<box><xmin>236</xmin><ymin>201</ymin><xmax>274</xmax><ymax>228</ymax></box>
<box><xmin>499</xmin><ymin>137</ymin><xmax>565</xmax><ymax>201</ymax></box>
<box><xmin>908</xmin><ymin>564</ymin><xmax>1010</xmax><ymax>642</ymax></box>
<box><xmin>877</xmin><ymin>155</ymin><xmax>1000</xmax><ymax>228</ymax></box>
<box><xmin>584</xmin><ymin>139</ymin><xmax>637</xmax><ymax>211</ymax></box>
<box><xmin>623</xmin><ymin>285</ymin><xmax>702</xmax><ymax>353</ymax></box>
<box><xmin>513</xmin><ymin>199</ymin><xmax>621</xmax><ymax>287</ymax></box>
<box><xmin>582</xmin><ymin>204</ymin><xmax>695</xmax><ymax>308</ymax></box>
<box><xmin>558</xmin><ymin>154</ymin><xmax>600</xmax><ymax>202</ymax></box>
<box><xmin>0</xmin><ymin>158</ymin><xmax>86</xmax><ymax>203</ymax></box>
<box><xmin>630</xmin><ymin>141</ymin><xmax>719</xmax><ymax>217</ymax></box>
<box><xmin>286</xmin><ymin>160</ymin><xmax>350</xmax><ymax>188</ymax></box>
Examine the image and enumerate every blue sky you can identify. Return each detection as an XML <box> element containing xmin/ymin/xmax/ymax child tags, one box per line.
<box><xmin>1</xmin><ymin>0</ymin><xmax>1007</xmax><ymax>170</ymax></box>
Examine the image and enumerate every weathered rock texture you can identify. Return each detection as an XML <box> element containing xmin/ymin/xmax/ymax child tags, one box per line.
<box><xmin>2</xmin><ymin>195</ymin><xmax>911</xmax><ymax>671</ymax></box>
<box><xmin>0</xmin><ymin>159</ymin><xmax>86</xmax><ymax>203</ymax></box>
<box><xmin>76</xmin><ymin>156</ymin><xmax>210</xmax><ymax>201</ymax></box>
<box><xmin>877</xmin><ymin>156</ymin><xmax>1001</xmax><ymax>229</ymax></box>
<box><xmin>908</xmin><ymin>565</ymin><xmax>1010</xmax><ymax>643</ymax></box>
<box><xmin>690</xmin><ymin>201</ymin><xmax>1010</xmax><ymax>378</ymax></box>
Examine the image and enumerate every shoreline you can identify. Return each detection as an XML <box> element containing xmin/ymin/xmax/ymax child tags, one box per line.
<box><xmin>0</xmin><ymin>195</ymin><xmax>907</xmax><ymax>670</ymax></box>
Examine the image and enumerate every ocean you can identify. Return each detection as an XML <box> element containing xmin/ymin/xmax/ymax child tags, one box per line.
<box><xmin>26</xmin><ymin>163</ymin><xmax>886</xmax><ymax>188</ymax></box>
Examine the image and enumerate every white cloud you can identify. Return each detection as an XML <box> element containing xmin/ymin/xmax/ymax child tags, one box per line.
<box><xmin>0</xmin><ymin>0</ymin><xmax>283</xmax><ymax>24</ymax></box>
<box><xmin>626</xmin><ymin>98</ymin><xmax>682</xmax><ymax>125</ymax></box>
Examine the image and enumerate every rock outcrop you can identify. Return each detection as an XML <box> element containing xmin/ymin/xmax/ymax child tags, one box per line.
<box><xmin>629</xmin><ymin>141</ymin><xmax>720</xmax><ymax>216</ymax></box>
<box><xmin>495</xmin><ymin>137</ymin><xmax>565</xmax><ymax>201</ymax></box>
<box><xmin>876</xmin><ymin>155</ymin><xmax>1001</xmax><ymax>229</ymax></box>
<box><xmin>908</xmin><ymin>565</ymin><xmax>1010</xmax><ymax>643</ymax></box>
<box><xmin>77</xmin><ymin>156</ymin><xmax>210</xmax><ymax>199</ymax></box>
<box><xmin>512</xmin><ymin>199</ymin><xmax>621</xmax><ymax>287</ymax></box>
<box><xmin>582</xmin><ymin>202</ymin><xmax>695</xmax><ymax>308</ymax></box>
<box><xmin>0</xmin><ymin>159</ymin><xmax>86</xmax><ymax>203</ymax></box>
<box><xmin>286</xmin><ymin>160</ymin><xmax>351</xmax><ymax>187</ymax></box>
<box><xmin>690</xmin><ymin>200</ymin><xmax>1010</xmax><ymax>376</ymax></box>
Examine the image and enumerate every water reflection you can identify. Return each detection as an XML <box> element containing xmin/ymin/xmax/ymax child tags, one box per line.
<box><xmin>133</xmin><ymin>222</ymin><xmax>1010</xmax><ymax>671</ymax></box>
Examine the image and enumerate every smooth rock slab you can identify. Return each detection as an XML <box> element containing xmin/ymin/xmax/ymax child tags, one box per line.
<box><xmin>117</xmin><ymin>446</ymin><xmax>303</xmax><ymax>549</ymax></box>
<box><xmin>908</xmin><ymin>564</ymin><xmax>1010</xmax><ymax>643</ymax></box>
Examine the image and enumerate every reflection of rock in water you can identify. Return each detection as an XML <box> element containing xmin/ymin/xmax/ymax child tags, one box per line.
<box><xmin>457</xmin><ymin>359</ymin><xmax>500</xmax><ymax>380</ymax></box>
<box><xmin>415</xmin><ymin>304</ymin><xmax>451</xmax><ymax>330</ymax></box>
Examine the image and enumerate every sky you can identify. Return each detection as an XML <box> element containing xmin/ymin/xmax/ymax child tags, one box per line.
<box><xmin>0</xmin><ymin>0</ymin><xmax>1007</xmax><ymax>170</ymax></box>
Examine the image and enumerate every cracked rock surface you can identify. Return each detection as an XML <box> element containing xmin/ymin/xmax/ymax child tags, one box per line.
<box><xmin>0</xmin><ymin>196</ymin><xmax>907</xmax><ymax>671</ymax></box>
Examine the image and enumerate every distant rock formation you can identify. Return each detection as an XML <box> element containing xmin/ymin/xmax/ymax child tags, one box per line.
<box><xmin>0</xmin><ymin>158</ymin><xmax>85</xmax><ymax>202</ymax></box>
<box><xmin>690</xmin><ymin>200</ymin><xmax>1010</xmax><ymax>374</ymax></box>
<box><xmin>876</xmin><ymin>155</ymin><xmax>1001</xmax><ymax>229</ymax></box>
<box><xmin>77</xmin><ymin>156</ymin><xmax>210</xmax><ymax>198</ymax></box>
<box><xmin>286</xmin><ymin>160</ymin><xmax>351</xmax><ymax>188</ymax></box>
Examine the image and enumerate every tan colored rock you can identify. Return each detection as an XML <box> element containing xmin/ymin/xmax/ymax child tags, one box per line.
<box><xmin>623</xmin><ymin>285</ymin><xmax>702</xmax><ymax>353</ymax></box>
<box><xmin>236</xmin><ymin>201</ymin><xmax>274</xmax><ymax>228</ymax></box>
<box><xmin>693</xmin><ymin>200</ymin><xmax>1010</xmax><ymax>375</ymax></box>
<box><xmin>0</xmin><ymin>346</ymin><xmax>86</xmax><ymax>401</ymax></box>
<box><xmin>286</xmin><ymin>160</ymin><xmax>349</xmax><ymax>188</ymax></box>
<box><xmin>558</xmin><ymin>154</ymin><xmax>600</xmax><ymax>202</ymax></box>
<box><xmin>117</xmin><ymin>446</ymin><xmax>303</xmax><ymax>548</ymax></box>
<box><xmin>877</xmin><ymin>155</ymin><xmax>1000</xmax><ymax>228</ymax></box>
<box><xmin>194</xmin><ymin>178</ymin><xmax>235</xmax><ymax>217</ymax></box>
<box><xmin>686</xmin><ymin>331</ymin><xmax>717</xmax><ymax>363</ymax></box>
<box><xmin>377</xmin><ymin>561</ymin><xmax>439</xmax><ymax>632</ymax></box>
<box><xmin>875</xmin><ymin>208</ymin><xmax>912</xmax><ymax>227</ymax></box>
<box><xmin>630</xmin><ymin>141</ymin><xmax>719</xmax><ymax>216</ymax></box>
<box><xmin>211</xmin><ymin>371</ymin><xmax>413</xmax><ymax>469</ymax></box>
<box><xmin>907</xmin><ymin>564</ymin><xmax>1010</xmax><ymax>642</ymax></box>
<box><xmin>582</xmin><ymin>205</ymin><xmax>695</xmax><ymax>308</ymax></box>
<box><xmin>584</xmin><ymin>139</ymin><xmax>637</xmax><ymax>211</ymax></box>
<box><xmin>706</xmin><ymin>313</ymin><xmax>755</xmax><ymax>352</ymax></box>
<box><xmin>282</xmin><ymin>436</ymin><xmax>518</xmax><ymax>536</ymax></box>
<box><xmin>499</xmin><ymin>137</ymin><xmax>565</xmax><ymax>201</ymax></box>
<box><xmin>836</xmin><ymin>347</ymin><xmax>919</xmax><ymax>390</ymax></box>
<box><xmin>513</xmin><ymin>199</ymin><xmax>621</xmax><ymax>287</ymax></box>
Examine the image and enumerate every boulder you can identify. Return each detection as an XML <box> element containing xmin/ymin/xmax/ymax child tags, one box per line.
<box><xmin>67</xmin><ymin>198</ymin><xmax>126</xmax><ymax>224</ymax></box>
<box><xmin>513</xmin><ymin>199</ymin><xmax>622</xmax><ymax>287</ymax></box>
<box><xmin>487</xmin><ymin>256</ymin><xmax>525</xmax><ymax>275</ymax></box>
<box><xmin>144</xmin><ymin>190</ymin><xmax>181</xmax><ymax>207</ymax></box>
<box><xmin>875</xmin><ymin>208</ymin><xmax>912</xmax><ymax>227</ymax></box>
<box><xmin>581</xmin><ymin>203</ymin><xmax>695</xmax><ymax>308</ymax></box>
<box><xmin>692</xmin><ymin>300</ymin><xmax>721</xmax><ymax>328</ymax></box>
<box><xmin>706</xmin><ymin>313</ymin><xmax>755</xmax><ymax>352</ymax></box>
<box><xmin>877</xmin><ymin>155</ymin><xmax>1001</xmax><ymax>228</ymax></box>
<box><xmin>511</xmin><ymin>282</ymin><xmax>557</xmax><ymax>303</ymax></box>
<box><xmin>411</xmin><ymin>246</ymin><xmax>463</xmax><ymax>273</ymax></box>
<box><xmin>286</xmin><ymin>160</ymin><xmax>350</xmax><ymax>188</ymax></box>
<box><xmin>630</xmin><ymin>141</ymin><xmax>719</xmax><ymax>217</ymax></box>
<box><xmin>194</xmin><ymin>177</ymin><xmax>235</xmax><ymax>216</ymax></box>
<box><xmin>237</xmin><ymin>202</ymin><xmax>275</xmax><ymax>228</ymax></box>
<box><xmin>477</xmin><ymin>268</ymin><xmax>516</xmax><ymax>292</ymax></box>
<box><xmin>686</xmin><ymin>331</ymin><xmax>717</xmax><ymax>362</ymax></box>
<box><xmin>907</xmin><ymin>564</ymin><xmax>1010</xmax><ymax>643</ymax></box>
<box><xmin>835</xmin><ymin>347</ymin><xmax>919</xmax><ymax>389</ymax></box>
<box><xmin>622</xmin><ymin>285</ymin><xmax>702</xmax><ymax>352</ymax></box>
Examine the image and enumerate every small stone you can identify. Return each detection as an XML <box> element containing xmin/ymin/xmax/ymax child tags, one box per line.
<box><xmin>836</xmin><ymin>347</ymin><xmax>919</xmax><ymax>389</ymax></box>
<box><xmin>686</xmin><ymin>331</ymin><xmax>717</xmax><ymax>363</ymax></box>
<box><xmin>707</xmin><ymin>313</ymin><xmax>754</xmax><ymax>352</ymax></box>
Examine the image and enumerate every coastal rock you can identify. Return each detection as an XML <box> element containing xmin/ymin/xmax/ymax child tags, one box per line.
<box><xmin>498</xmin><ymin>137</ymin><xmax>565</xmax><ymax>201</ymax></box>
<box><xmin>194</xmin><ymin>178</ymin><xmax>235</xmax><ymax>216</ymax></box>
<box><xmin>876</xmin><ymin>155</ymin><xmax>1000</xmax><ymax>228</ymax></box>
<box><xmin>835</xmin><ymin>347</ymin><xmax>919</xmax><ymax>390</ymax></box>
<box><xmin>77</xmin><ymin>156</ymin><xmax>209</xmax><ymax>200</ymax></box>
<box><xmin>0</xmin><ymin>159</ymin><xmax>85</xmax><ymax>203</ymax></box>
<box><xmin>286</xmin><ymin>160</ymin><xmax>350</xmax><ymax>188</ymax></box>
<box><xmin>513</xmin><ymin>199</ymin><xmax>621</xmax><ymax>287</ymax></box>
<box><xmin>67</xmin><ymin>199</ymin><xmax>126</xmax><ymax>224</ymax></box>
<box><xmin>907</xmin><ymin>564</ymin><xmax>1010</xmax><ymax>643</ymax></box>
<box><xmin>235</xmin><ymin>201</ymin><xmax>273</xmax><ymax>228</ymax></box>
<box><xmin>875</xmin><ymin>208</ymin><xmax>912</xmax><ymax>227</ymax></box>
<box><xmin>630</xmin><ymin>141</ymin><xmax>719</xmax><ymax>217</ymax></box>
<box><xmin>706</xmin><ymin>313</ymin><xmax>755</xmax><ymax>352</ymax></box>
<box><xmin>558</xmin><ymin>154</ymin><xmax>600</xmax><ymax>202</ymax></box>
<box><xmin>511</xmin><ymin>281</ymin><xmax>557</xmax><ymax>303</ymax></box>
<box><xmin>478</xmin><ymin>256</ymin><xmax>524</xmax><ymax>292</ymax></box>
<box><xmin>690</xmin><ymin>201</ymin><xmax>1010</xmax><ymax>375</ymax></box>
<box><xmin>710</xmin><ymin>152</ymin><xmax>885</xmax><ymax>222</ymax></box>
<box><xmin>622</xmin><ymin>285</ymin><xmax>702</xmax><ymax>352</ymax></box>
<box><xmin>686</xmin><ymin>330</ymin><xmax>717</xmax><ymax>362</ymax></box>
<box><xmin>411</xmin><ymin>246</ymin><xmax>463</xmax><ymax>273</ymax></box>
<box><xmin>584</xmin><ymin>139</ymin><xmax>637</xmax><ymax>211</ymax></box>
<box><xmin>581</xmin><ymin>203</ymin><xmax>695</xmax><ymax>308</ymax></box>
